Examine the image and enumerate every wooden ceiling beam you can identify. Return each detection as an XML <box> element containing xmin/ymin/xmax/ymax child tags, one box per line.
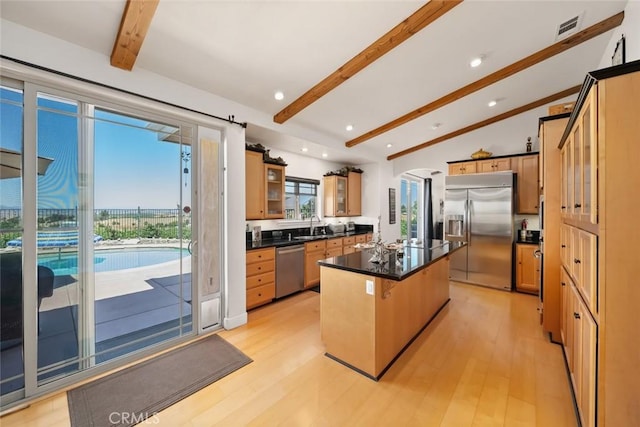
<box><xmin>273</xmin><ymin>0</ymin><xmax>463</xmax><ymax>124</ymax></box>
<box><xmin>348</xmin><ymin>11</ymin><xmax>624</xmax><ymax>148</ymax></box>
<box><xmin>386</xmin><ymin>85</ymin><xmax>582</xmax><ymax>161</ymax></box>
<box><xmin>111</xmin><ymin>0</ymin><xmax>160</xmax><ymax>71</ymax></box>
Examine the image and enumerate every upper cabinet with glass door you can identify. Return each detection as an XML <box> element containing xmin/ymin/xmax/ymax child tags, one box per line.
<box><xmin>561</xmin><ymin>87</ymin><xmax>597</xmax><ymax>226</ymax></box>
<box><xmin>264</xmin><ymin>164</ymin><xmax>285</xmax><ymax>219</ymax></box>
<box><xmin>324</xmin><ymin>175</ymin><xmax>348</xmax><ymax>217</ymax></box>
<box><xmin>245</xmin><ymin>149</ymin><xmax>286</xmax><ymax>219</ymax></box>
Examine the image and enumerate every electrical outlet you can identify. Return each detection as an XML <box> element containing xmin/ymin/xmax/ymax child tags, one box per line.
<box><xmin>365</xmin><ymin>280</ymin><xmax>374</xmax><ymax>295</ymax></box>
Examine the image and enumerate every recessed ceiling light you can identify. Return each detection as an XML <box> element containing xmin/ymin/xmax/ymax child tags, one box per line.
<box><xmin>470</xmin><ymin>57</ymin><xmax>483</xmax><ymax>68</ymax></box>
<box><xmin>322</xmin><ymin>153</ymin><xmax>328</xmax><ymax>158</ymax></box>
<box><xmin>301</xmin><ymin>147</ymin><xmax>308</xmax><ymax>152</ymax></box>
<box><xmin>346</xmin><ymin>124</ymin><xmax>354</xmax><ymax>131</ymax></box>
<box><xmin>386</xmin><ymin>143</ymin><xmax>393</xmax><ymax>148</ymax></box>
<box><xmin>488</xmin><ymin>100</ymin><xmax>497</xmax><ymax>107</ymax></box>
<box><xmin>431</xmin><ymin>123</ymin><xmax>441</xmax><ymax>130</ymax></box>
<box><xmin>274</xmin><ymin>91</ymin><xmax>284</xmax><ymax>101</ymax></box>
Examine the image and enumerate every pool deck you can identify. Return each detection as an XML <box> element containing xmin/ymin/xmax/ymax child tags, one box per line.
<box><xmin>1</xmin><ymin>242</ymin><xmax>193</xmax><ymax>394</ymax></box>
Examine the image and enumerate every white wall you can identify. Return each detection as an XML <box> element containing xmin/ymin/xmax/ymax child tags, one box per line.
<box><xmin>598</xmin><ymin>1</ymin><xmax>640</xmax><ymax>68</ymax></box>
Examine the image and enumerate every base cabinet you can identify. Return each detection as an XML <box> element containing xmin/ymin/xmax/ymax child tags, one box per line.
<box><xmin>246</xmin><ymin>247</ymin><xmax>275</xmax><ymax>309</ymax></box>
<box><xmin>562</xmin><ymin>272</ymin><xmax>596</xmax><ymax>427</ymax></box>
<box><xmin>515</xmin><ymin>244</ymin><xmax>539</xmax><ymax>294</ymax></box>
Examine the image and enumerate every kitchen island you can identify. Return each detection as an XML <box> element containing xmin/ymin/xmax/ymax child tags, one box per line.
<box><xmin>318</xmin><ymin>240</ymin><xmax>464</xmax><ymax>380</ymax></box>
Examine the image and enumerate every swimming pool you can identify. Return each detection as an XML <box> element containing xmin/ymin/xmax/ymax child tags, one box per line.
<box><xmin>38</xmin><ymin>247</ymin><xmax>189</xmax><ymax>275</ymax></box>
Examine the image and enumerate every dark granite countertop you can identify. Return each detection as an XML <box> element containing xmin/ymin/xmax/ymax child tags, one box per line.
<box><xmin>516</xmin><ymin>238</ymin><xmax>539</xmax><ymax>245</ymax></box>
<box><xmin>317</xmin><ymin>239</ymin><xmax>466</xmax><ymax>281</ymax></box>
<box><xmin>246</xmin><ymin>230</ymin><xmax>372</xmax><ymax>250</ymax></box>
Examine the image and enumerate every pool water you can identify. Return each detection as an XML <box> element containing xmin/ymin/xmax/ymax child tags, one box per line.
<box><xmin>38</xmin><ymin>248</ymin><xmax>189</xmax><ymax>275</ymax></box>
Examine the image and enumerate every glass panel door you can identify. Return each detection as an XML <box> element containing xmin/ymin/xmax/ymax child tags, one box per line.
<box><xmin>91</xmin><ymin>108</ymin><xmax>193</xmax><ymax>362</ymax></box>
<box><xmin>0</xmin><ymin>83</ymin><xmax>25</xmax><ymax>399</ymax></box>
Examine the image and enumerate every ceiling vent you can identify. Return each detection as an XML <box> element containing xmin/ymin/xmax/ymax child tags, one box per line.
<box><xmin>556</xmin><ymin>13</ymin><xmax>583</xmax><ymax>40</ymax></box>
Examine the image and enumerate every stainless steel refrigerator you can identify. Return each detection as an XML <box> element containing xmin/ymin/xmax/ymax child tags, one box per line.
<box><xmin>444</xmin><ymin>172</ymin><xmax>514</xmax><ymax>291</ymax></box>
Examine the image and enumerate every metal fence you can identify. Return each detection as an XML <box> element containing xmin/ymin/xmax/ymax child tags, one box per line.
<box><xmin>0</xmin><ymin>208</ymin><xmax>192</xmax><ymax>246</ymax></box>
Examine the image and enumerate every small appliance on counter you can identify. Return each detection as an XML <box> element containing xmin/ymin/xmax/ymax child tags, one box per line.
<box><xmin>346</xmin><ymin>221</ymin><xmax>355</xmax><ymax>232</ymax></box>
<box><xmin>328</xmin><ymin>223</ymin><xmax>346</xmax><ymax>235</ymax></box>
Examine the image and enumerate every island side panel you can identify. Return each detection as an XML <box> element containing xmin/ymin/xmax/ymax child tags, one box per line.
<box><xmin>320</xmin><ymin>266</ymin><xmax>377</xmax><ymax>376</ymax></box>
<box><xmin>375</xmin><ymin>256</ymin><xmax>451</xmax><ymax>376</ymax></box>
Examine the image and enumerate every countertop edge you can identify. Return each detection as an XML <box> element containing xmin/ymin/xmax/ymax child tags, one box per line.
<box><xmin>318</xmin><ymin>241</ymin><xmax>465</xmax><ymax>281</ymax></box>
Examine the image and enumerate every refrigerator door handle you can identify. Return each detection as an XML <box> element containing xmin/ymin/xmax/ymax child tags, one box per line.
<box><xmin>465</xmin><ymin>199</ymin><xmax>470</xmax><ymax>242</ymax></box>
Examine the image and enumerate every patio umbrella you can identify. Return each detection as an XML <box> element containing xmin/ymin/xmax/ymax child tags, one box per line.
<box><xmin>0</xmin><ymin>147</ymin><xmax>53</xmax><ymax>179</ymax></box>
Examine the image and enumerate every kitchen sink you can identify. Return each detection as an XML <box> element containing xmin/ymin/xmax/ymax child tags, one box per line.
<box><xmin>293</xmin><ymin>235</ymin><xmax>322</xmax><ymax>241</ymax></box>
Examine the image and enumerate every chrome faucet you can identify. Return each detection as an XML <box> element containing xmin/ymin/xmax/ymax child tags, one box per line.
<box><xmin>309</xmin><ymin>214</ymin><xmax>321</xmax><ymax>236</ymax></box>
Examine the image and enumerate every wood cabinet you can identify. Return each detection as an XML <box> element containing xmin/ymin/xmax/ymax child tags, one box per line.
<box><xmin>342</xmin><ymin>236</ymin><xmax>356</xmax><ymax>254</ymax></box>
<box><xmin>304</xmin><ymin>240</ymin><xmax>326</xmax><ymax>288</ymax></box>
<box><xmin>265</xmin><ymin>164</ymin><xmax>285</xmax><ymax>219</ymax></box>
<box><xmin>347</xmin><ymin>171</ymin><xmax>362</xmax><ymax>216</ymax></box>
<box><xmin>304</xmin><ymin>234</ymin><xmax>372</xmax><ymax>288</ymax></box>
<box><xmin>556</xmin><ymin>65</ymin><xmax>640</xmax><ymax>427</ymax></box>
<box><xmin>245</xmin><ymin>247</ymin><xmax>275</xmax><ymax>309</ymax></box>
<box><xmin>478</xmin><ymin>157</ymin><xmax>511</xmax><ymax>173</ymax></box>
<box><xmin>448</xmin><ymin>153</ymin><xmax>539</xmax><ymax>214</ymax></box>
<box><xmin>245</xmin><ymin>150</ymin><xmax>265</xmax><ymax>219</ymax></box>
<box><xmin>515</xmin><ymin>244</ymin><xmax>539</xmax><ymax>294</ymax></box>
<box><xmin>539</xmin><ymin>115</ymin><xmax>569</xmax><ymax>342</ymax></box>
<box><xmin>324</xmin><ymin>172</ymin><xmax>363</xmax><ymax>217</ymax></box>
<box><xmin>448</xmin><ymin>161</ymin><xmax>477</xmax><ymax>175</ymax></box>
<box><xmin>513</xmin><ymin>154</ymin><xmax>539</xmax><ymax>214</ymax></box>
<box><xmin>561</xmin><ymin>90</ymin><xmax>597</xmax><ymax>225</ymax></box>
<box><xmin>245</xmin><ymin>150</ymin><xmax>286</xmax><ymax>220</ymax></box>
<box><xmin>562</xmin><ymin>273</ymin><xmax>597</xmax><ymax>427</ymax></box>
<box><xmin>324</xmin><ymin>176</ymin><xmax>348</xmax><ymax>217</ymax></box>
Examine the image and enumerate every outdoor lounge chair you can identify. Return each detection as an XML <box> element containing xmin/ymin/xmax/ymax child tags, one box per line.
<box><xmin>0</xmin><ymin>251</ymin><xmax>54</xmax><ymax>346</ymax></box>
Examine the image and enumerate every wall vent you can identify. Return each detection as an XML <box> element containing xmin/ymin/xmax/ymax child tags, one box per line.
<box><xmin>556</xmin><ymin>13</ymin><xmax>583</xmax><ymax>40</ymax></box>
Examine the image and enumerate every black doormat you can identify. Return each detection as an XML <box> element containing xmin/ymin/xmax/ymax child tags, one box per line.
<box><xmin>309</xmin><ymin>285</ymin><xmax>320</xmax><ymax>293</ymax></box>
<box><xmin>67</xmin><ymin>334</ymin><xmax>251</xmax><ymax>427</ymax></box>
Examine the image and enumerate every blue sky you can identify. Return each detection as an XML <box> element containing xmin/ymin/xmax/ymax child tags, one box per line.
<box><xmin>1</xmin><ymin>88</ymin><xmax>191</xmax><ymax>210</ymax></box>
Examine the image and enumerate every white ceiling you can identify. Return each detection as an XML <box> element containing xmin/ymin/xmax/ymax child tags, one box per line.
<box><xmin>0</xmin><ymin>0</ymin><xmax>627</xmax><ymax>164</ymax></box>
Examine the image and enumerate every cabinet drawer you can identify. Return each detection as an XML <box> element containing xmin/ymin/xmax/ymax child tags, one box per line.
<box><xmin>246</xmin><ymin>247</ymin><xmax>275</xmax><ymax>264</ymax></box>
<box><xmin>246</xmin><ymin>283</ymin><xmax>275</xmax><ymax>309</ymax></box>
<box><xmin>343</xmin><ymin>245</ymin><xmax>356</xmax><ymax>254</ymax></box>
<box><xmin>326</xmin><ymin>238</ymin><xmax>343</xmax><ymax>248</ymax></box>
<box><xmin>343</xmin><ymin>236</ymin><xmax>355</xmax><ymax>245</ymax></box>
<box><xmin>246</xmin><ymin>259</ymin><xmax>274</xmax><ymax>276</ymax></box>
<box><xmin>305</xmin><ymin>240</ymin><xmax>326</xmax><ymax>252</ymax></box>
<box><xmin>355</xmin><ymin>234</ymin><xmax>367</xmax><ymax>243</ymax></box>
<box><xmin>326</xmin><ymin>247</ymin><xmax>343</xmax><ymax>258</ymax></box>
<box><xmin>246</xmin><ymin>271</ymin><xmax>275</xmax><ymax>290</ymax></box>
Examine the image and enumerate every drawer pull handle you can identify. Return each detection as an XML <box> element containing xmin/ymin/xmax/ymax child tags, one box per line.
<box><xmin>574</xmin><ymin>259</ymin><xmax>581</xmax><ymax>264</ymax></box>
<box><xmin>561</xmin><ymin>282</ymin><xmax>566</xmax><ymax>287</ymax></box>
<box><xmin>575</xmin><ymin>203</ymin><xmax>582</xmax><ymax>208</ymax></box>
<box><xmin>574</xmin><ymin>312</ymin><xmax>581</xmax><ymax>319</ymax></box>
<box><xmin>561</xmin><ymin>245</ymin><xmax>566</xmax><ymax>248</ymax></box>
<box><xmin>258</xmin><ymin>293</ymin><xmax>262</xmax><ymax>297</ymax></box>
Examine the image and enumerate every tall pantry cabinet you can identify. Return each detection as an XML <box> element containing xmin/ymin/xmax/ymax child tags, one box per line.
<box><xmin>538</xmin><ymin>113</ymin><xmax>569</xmax><ymax>342</ymax></box>
<box><xmin>557</xmin><ymin>61</ymin><xmax>640</xmax><ymax>427</ymax></box>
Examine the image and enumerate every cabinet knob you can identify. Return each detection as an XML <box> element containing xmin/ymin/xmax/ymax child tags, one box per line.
<box><xmin>574</xmin><ymin>312</ymin><xmax>581</xmax><ymax>319</ymax></box>
<box><xmin>258</xmin><ymin>293</ymin><xmax>262</xmax><ymax>297</ymax></box>
<box><xmin>574</xmin><ymin>259</ymin><xmax>581</xmax><ymax>264</ymax></box>
<box><xmin>574</xmin><ymin>204</ymin><xmax>582</xmax><ymax>208</ymax></box>
<box><xmin>561</xmin><ymin>282</ymin><xmax>566</xmax><ymax>286</ymax></box>
<box><xmin>561</xmin><ymin>245</ymin><xmax>566</xmax><ymax>248</ymax></box>
<box><xmin>561</xmin><ymin>205</ymin><xmax>566</xmax><ymax>209</ymax></box>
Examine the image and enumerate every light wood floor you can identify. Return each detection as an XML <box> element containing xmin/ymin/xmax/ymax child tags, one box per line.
<box><xmin>1</xmin><ymin>282</ymin><xmax>576</xmax><ymax>426</ymax></box>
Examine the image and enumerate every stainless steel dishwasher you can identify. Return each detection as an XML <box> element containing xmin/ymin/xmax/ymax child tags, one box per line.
<box><xmin>275</xmin><ymin>245</ymin><xmax>305</xmax><ymax>298</ymax></box>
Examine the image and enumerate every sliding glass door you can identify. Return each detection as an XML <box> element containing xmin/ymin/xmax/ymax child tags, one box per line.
<box><xmin>1</xmin><ymin>81</ymin><xmax>200</xmax><ymax>404</ymax></box>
